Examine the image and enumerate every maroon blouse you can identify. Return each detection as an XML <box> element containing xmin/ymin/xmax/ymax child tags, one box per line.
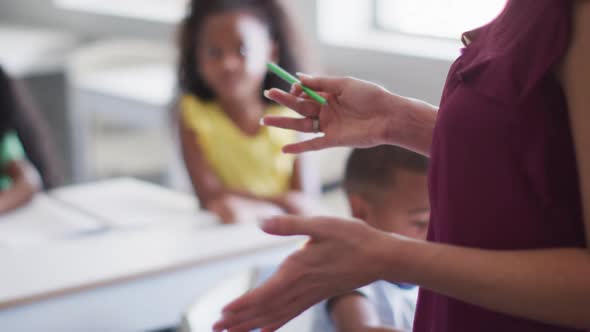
<box><xmin>416</xmin><ymin>1</ymin><xmax>586</xmax><ymax>331</ymax></box>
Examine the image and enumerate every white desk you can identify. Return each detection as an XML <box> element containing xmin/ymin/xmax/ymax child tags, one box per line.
<box><xmin>50</xmin><ymin>178</ymin><xmax>209</xmax><ymax>228</ymax></box>
<box><xmin>0</xmin><ymin>178</ymin><xmax>301</xmax><ymax>332</ymax></box>
<box><xmin>0</xmin><ymin>224</ymin><xmax>299</xmax><ymax>332</ymax></box>
<box><xmin>0</xmin><ymin>194</ymin><xmax>102</xmax><ymax>248</ymax></box>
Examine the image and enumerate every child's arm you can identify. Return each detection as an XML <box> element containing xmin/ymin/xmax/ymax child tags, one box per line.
<box><xmin>330</xmin><ymin>292</ymin><xmax>406</xmax><ymax>332</ymax></box>
<box><xmin>179</xmin><ymin>113</ymin><xmax>312</xmax><ymax>218</ymax></box>
<box><xmin>179</xmin><ymin>116</ymin><xmax>228</xmax><ymax>206</ymax></box>
<box><xmin>0</xmin><ymin>160</ymin><xmax>41</xmax><ymax>214</ymax></box>
<box><xmin>179</xmin><ymin>115</ymin><xmax>282</xmax><ymax>223</ymax></box>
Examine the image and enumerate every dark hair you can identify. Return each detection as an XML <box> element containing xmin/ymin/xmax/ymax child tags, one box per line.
<box><xmin>0</xmin><ymin>67</ymin><xmax>62</xmax><ymax>189</ymax></box>
<box><xmin>344</xmin><ymin>145</ymin><xmax>429</xmax><ymax>195</ymax></box>
<box><xmin>178</xmin><ymin>0</ymin><xmax>302</xmax><ymax>103</ymax></box>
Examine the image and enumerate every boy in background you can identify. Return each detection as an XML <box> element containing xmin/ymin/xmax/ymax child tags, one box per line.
<box><xmin>312</xmin><ymin>145</ymin><xmax>430</xmax><ymax>332</ymax></box>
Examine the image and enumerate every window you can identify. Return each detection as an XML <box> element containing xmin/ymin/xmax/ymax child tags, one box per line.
<box><xmin>318</xmin><ymin>0</ymin><xmax>506</xmax><ymax>60</ymax></box>
<box><xmin>376</xmin><ymin>0</ymin><xmax>507</xmax><ymax>39</ymax></box>
<box><xmin>54</xmin><ymin>0</ymin><xmax>188</xmax><ymax>23</ymax></box>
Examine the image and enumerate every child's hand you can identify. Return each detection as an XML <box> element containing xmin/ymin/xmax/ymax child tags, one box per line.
<box><xmin>206</xmin><ymin>195</ymin><xmax>237</xmax><ymax>224</ymax></box>
<box><xmin>0</xmin><ymin>194</ymin><xmax>11</xmax><ymax>214</ymax></box>
<box><xmin>206</xmin><ymin>194</ymin><xmax>285</xmax><ymax>224</ymax></box>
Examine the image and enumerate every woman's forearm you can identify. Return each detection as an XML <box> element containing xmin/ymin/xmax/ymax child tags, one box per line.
<box><xmin>382</xmin><ymin>237</ymin><xmax>590</xmax><ymax>328</ymax></box>
<box><xmin>384</xmin><ymin>96</ymin><xmax>438</xmax><ymax>157</ymax></box>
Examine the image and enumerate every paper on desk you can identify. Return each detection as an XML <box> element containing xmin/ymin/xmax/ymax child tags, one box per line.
<box><xmin>0</xmin><ymin>195</ymin><xmax>104</xmax><ymax>248</ymax></box>
<box><xmin>50</xmin><ymin>178</ymin><xmax>216</xmax><ymax>229</ymax></box>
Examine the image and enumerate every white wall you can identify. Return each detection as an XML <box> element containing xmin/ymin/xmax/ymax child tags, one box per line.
<box><xmin>291</xmin><ymin>0</ymin><xmax>451</xmax><ymax>105</ymax></box>
<box><xmin>0</xmin><ymin>0</ymin><xmax>452</xmax><ymax>104</ymax></box>
<box><xmin>0</xmin><ymin>0</ymin><xmax>174</xmax><ymax>40</ymax></box>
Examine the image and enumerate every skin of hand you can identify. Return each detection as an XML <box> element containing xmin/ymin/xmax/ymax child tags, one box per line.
<box><xmin>262</xmin><ymin>75</ymin><xmax>437</xmax><ymax>156</ymax></box>
<box><xmin>0</xmin><ymin>160</ymin><xmax>41</xmax><ymax>214</ymax></box>
<box><xmin>213</xmin><ymin>216</ymin><xmax>404</xmax><ymax>332</ymax></box>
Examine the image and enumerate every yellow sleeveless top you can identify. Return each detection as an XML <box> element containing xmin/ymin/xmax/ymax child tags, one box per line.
<box><xmin>181</xmin><ymin>94</ymin><xmax>297</xmax><ymax>197</ymax></box>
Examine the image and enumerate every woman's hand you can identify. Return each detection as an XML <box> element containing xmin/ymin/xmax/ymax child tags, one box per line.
<box><xmin>213</xmin><ymin>215</ymin><xmax>405</xmax><ymax>332</ymax></box>
<box><xmin>262</xmin><ymin>75</ymin><xmax>431</xmax><ymax>154</ymax></box>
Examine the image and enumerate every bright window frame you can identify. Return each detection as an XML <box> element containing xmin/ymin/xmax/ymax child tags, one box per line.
<box><xmin>373</xmin><ymin>0</ymin><xmax>506</xmax><ymax>40</ymax></box>
<box><xmin>318</xmin><ymin>0</ymin><xmax>505</xmax><ymax>61</ymax></box>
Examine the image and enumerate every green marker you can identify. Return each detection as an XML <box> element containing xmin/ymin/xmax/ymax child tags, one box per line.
<box><xmin>267</xmin><ymin>62</ymin><xmax>327</xmax><ymax>105</ymax></box>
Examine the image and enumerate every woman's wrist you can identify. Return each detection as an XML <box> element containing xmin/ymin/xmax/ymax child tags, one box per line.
<box><xmin>373</xmin><ymin>233</ymin><xmax>428</xmax><ymax>284</ymax></box>
<box><xmin>381</xmin><ymin>94</ymin><xmax>438</xmax><ymax>156</ymax></box>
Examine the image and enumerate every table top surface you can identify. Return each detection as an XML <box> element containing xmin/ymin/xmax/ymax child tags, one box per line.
<box><xmin>0</xmin><ymin>178</ymin><xmax>301</xmax><ymax>309</ymax></box>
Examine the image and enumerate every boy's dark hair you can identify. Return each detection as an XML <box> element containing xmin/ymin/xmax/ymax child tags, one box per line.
<box><xmin>178</xmin><ymin>0</ymin><xmax>302</xmax><ymax>103</ymax></box>
<box><xmin>344</xmin><ymin>145</ymin><xmax>429</xmax><ymax>195</ymax></box>
<box><xmin>0</xmin><ymin>67</ymin><xmax>62</xmax><ymax>189</ymax></box>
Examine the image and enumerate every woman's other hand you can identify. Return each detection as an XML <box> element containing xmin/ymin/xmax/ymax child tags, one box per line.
<box><xmin>213</xmin><ymin>215</ymin><xmax>406</xmax><ymax>332</ymax></box>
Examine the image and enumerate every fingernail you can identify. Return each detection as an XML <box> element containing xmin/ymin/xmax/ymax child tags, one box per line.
<box><xmin>263</xmin><ymin>90</ymin><xmax>271</xmax><ymax>99</ymax></box>
<box><xmin>259</xmin><ymin>217</ymin><xmax>275</xmax><ymax>230</ymax></box>
<box><xmin>259</xmin><ymin>117</ymin><xmax>266</xmax><ymax>126</ymax></box>
<box><xmin>296</xmin><ymin>72</ymin><xmax>311</xmax><ymax>79</ymax></box>
<box><xmin>258</xmin><ymin>218</ymin><xmax>270</xmax><ymax>227</ymax></box>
